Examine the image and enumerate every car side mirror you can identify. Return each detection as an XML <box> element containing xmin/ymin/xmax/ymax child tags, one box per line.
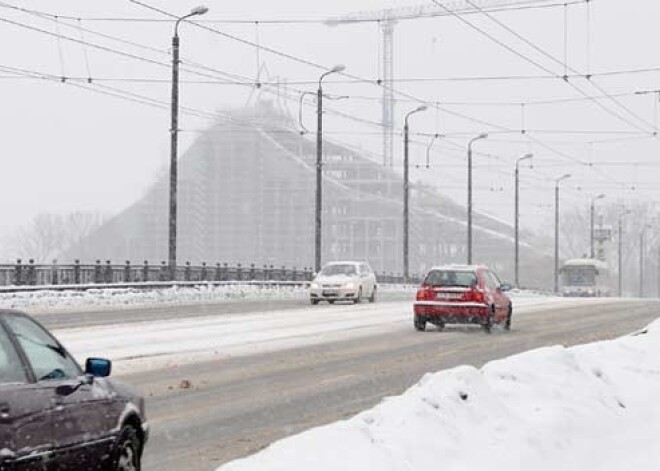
<box><xmin>499</xmin><ymin>283</ymin><xmax>513</xmax><ymax>292</ymax></box>
<box><xmin>85</xmin><ymin>358</ymin><xmax>112</xmax><ymax>378</ymax></box>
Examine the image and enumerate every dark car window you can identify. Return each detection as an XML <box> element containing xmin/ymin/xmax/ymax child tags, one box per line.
<box><xmin>4</xmin><ymin>315</ymin><xmax>80</xmax><ymax>382</ymax></box>
<box><xmin>425</xmin><ymin>270</ymin><xmax>477</xmax><ymax>287</ymax></box>
<box><xmin>320</xmin><ymin>264</ymin><xmax>357</xmax><ymax>276</ymax></box>
<box><xmin>0</xmin><ymin>323</ymin><xmax>26</xmax><ymax>384</ymax></box>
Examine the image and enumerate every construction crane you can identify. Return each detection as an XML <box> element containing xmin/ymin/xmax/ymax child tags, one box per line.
<box><xmin>326</xmin><ymin>0</ymin><xmax>561</xmax><ymax>167</ymax></box>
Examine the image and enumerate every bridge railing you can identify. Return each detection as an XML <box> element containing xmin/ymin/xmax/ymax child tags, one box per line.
<box><xmin>0</xmin><ymin>259</ymin><xmax>415</xmax><ymax>291</ymax></box>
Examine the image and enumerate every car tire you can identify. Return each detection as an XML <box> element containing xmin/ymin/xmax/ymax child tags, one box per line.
<box><xmin>483</xmin><ymin>308</ymin><xmax>494</xmax><ymax>334</ymax></box>
<box><xmin>354</xmin><ymin>288</ymin><xmax>363</xmax><ymax>304</ymax></box>
<box><xmin>368</xmin><ymin>286</ymin><xmax>377</xmax><ymax>303</ymax></box>
<box><xmin>504</xmin><ymin>304</ymin><xmax>513</xmax><ymax>331</ymax></box>
<box><xmin>328</xmin><ymin>300</ymin><xmax>335</xmax><ymax>305</ymax></box>
<box><xmin>310</xmin><ymin>299</ymin><xmax>319</xmax><ymax>306</ymax></box>
<box><xmin>110</xmin><ymin>425</ymin><xmax>141</xmax><ymax>471</ymax></box>
<box><xmin>414</xmin><ymin>315</ymin><xmax>426</xmax><ymax>332</ymax></box>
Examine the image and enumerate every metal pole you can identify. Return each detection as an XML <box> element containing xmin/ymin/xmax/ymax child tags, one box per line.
<box><xmin>403</xmin><ymin>122</ymin><xmax>410</xmax><ymax>282</ymax></box>
<box><xmin>590</xmin><ymin>200</ymin><xmax>595</xmax><ymax>258</ymax></box>
<box><xmin>467</xmin><ymin>143</ymin><xmax>473</xmax><ymax>265</ymax></box>
<box><xmin>515</xmin><ymin>164</ymin><xmax>520</xmax><ymax>287</ymax></box>
<box><xmin>618</xmin><ymin>216</ymin><xmax>623</xmax><ymax>297</ymax></box>
<box><xmin>554</xmin><ymin>183</ymin><xmax>560</xmax><ymax>293</ymax></box>
<box><xmin>168</xmin><ymin>33</ymin><xmax>180</xmax><ymax>281</ymax></box>
<box><xmin>640</xmin><ymin>231</ymin><xmax>644</xmax><ymax>298</ymax></box>
<box><xmin>315</xmin><ymin>86</ymin><xmax>323</xmax><ymax>273</ymax></box>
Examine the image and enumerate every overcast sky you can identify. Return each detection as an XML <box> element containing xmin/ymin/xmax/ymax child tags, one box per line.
<box><xmin>1</xmin><ymin>0</ymin><xmax>659</xmax><ymax>248</ymax></box>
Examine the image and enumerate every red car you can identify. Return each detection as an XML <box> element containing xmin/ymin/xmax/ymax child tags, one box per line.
<box><xmin>413</xmin><ymin>265</ymin><xmax>513</xmax><ymax>333</ymax></box>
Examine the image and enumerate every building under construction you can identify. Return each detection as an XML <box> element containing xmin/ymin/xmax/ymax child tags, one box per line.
<box><xmin>70</xmin><ymin>103</ymin><xmax>553</xmax><ymax>287</ymax></box>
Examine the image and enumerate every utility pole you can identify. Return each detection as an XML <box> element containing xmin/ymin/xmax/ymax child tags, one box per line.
<box><xmin>618</xmin><ymin>209</ymin><xmax>631</xmax><ymax>297</ymax></box>
<box><xmin>314</xmin><ymin>65</ymin><xmax>345</xmax><ymax>273</ymax></box>
<box><xmin>467</xmin><ymin>133</ymin><xmax>488</xmax><ymax>265</ymax></box>
<box><xmin>640</xmin><ymin>230</ymin><xmax>644</xmax><ymax>298</ymax></box>
<box><xmin>554</xmin><ymin>174</ymin><xmax>571</xmax><ymax>293</ymax></box>
<box><xmin>403</xmin><ymin>105</ymin><xmax>427</xmax><ymax>282</ymax></box>
<box><xmin>169</xmin><ymin>5</ymin><xmax>208</xmax><ymax>281</ymax></box>
<box><xmin>515</xmin><ymin>153</ymin><xmax>533</xmax><ymax>288</ymax></box>
<box><xmin>590</xmin><ymin>194</ymin><xmax>605</xmax><ymax>259</ymax></box>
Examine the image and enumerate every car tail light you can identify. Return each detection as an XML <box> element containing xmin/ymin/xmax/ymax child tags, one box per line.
<box><xmin>416</xmin><ymin>286</ymin><xmax>436</xmax><ymax>301</ymax></box>
<box><xmin>466</xmin><ymin>287</ymin><xmax>486</xmax><ymax>303</ymax></box>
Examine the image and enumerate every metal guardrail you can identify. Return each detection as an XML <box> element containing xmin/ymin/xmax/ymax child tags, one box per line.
<box><xmin>0</xmin><ymin>259</ymin><xmax>413</xmax><ymax>292</ymax></box>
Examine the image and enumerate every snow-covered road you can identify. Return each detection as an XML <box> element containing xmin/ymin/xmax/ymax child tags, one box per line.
<box><xmin>56</xmin><ymin>294</ymin><xmax>625</xmax><ymax>374</ymax></box>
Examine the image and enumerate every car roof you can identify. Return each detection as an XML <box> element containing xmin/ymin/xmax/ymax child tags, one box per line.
<box><xmin>324</xmin><ymin>261</ymin><xmax>365</xmax><ymax>266</ymax></box>
<box><xmin>0</xmin><ymin>309</ymin><xmax>29</xmax><ymax>317</ymax></box>
<box><xmin>427</xmin><ymin>264</ymin><xmax>488</xmax><ymax>272</ymax></box>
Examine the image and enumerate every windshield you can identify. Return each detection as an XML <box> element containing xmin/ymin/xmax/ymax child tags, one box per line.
<box><xmin>562</xmin><ymin>268</ymin><xmax>597</xmax><ymax>287</ymax></box>
<box><xmin>319</xmin><ymin>264</ymin><xmax>357</xmax><ymax>277</ymax></box>
<box><xmin>424</xmin><ymin>270</ymin><xmax>477</xmax><ymax>288</ymax></box>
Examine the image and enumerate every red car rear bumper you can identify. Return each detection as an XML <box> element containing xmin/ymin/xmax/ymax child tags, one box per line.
<box><xmin>414</xmin><ymin>301</ymin><xmax>489</xmax><ymax>322</ymax></box>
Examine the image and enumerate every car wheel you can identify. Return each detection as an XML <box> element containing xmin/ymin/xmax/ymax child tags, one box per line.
<box><xmin>111</xmin><ymin>425</ymin><xmax>141</xmax><ymax>471</ymax></box>
<box><xmin>414</xmin><ymin>315</ymin><xmax>426</xmax><ymax>332</ymax></box>
<box><xmin>328</xmin><ymin>300</ymin><xmax>335</xmax><ymax>305</ymax></box>
<box><xmin>504</xmin><ymin>304</ymin><xmax>513</xmax><ymax>331</ymax></box>
<box><xmin>354</xmin><ymin>287</ymin><xmax>363</xmax><ymax>304</ymax></box>
<box><xmin>483</xmin><ymin>308</ymin><xmax>494</xmax><ymax>334</ymax></box>
<box><xmin>368</xmin><ymin>286</ymin><xmax>377</xmax><ymax>303</ymax></box>
<box><xmin>310</xmin><ymin>299</ymin><xmax>319</xmax><ymax>306</ymax></box>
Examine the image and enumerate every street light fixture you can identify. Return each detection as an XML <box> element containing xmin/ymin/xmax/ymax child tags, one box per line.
<box><xmin>403</xmin><ymin>105</ymin><xmax>428</xmax><ymax>282</ymax></box>
<box><xmin>315</xmin><ymin>64</ymin><xmax>346</xmax><ymax>273</ymax></box>
<box><xmin>467</xmin><ymin>133</ymin><xmax>488</xmax><ymax>265</ymax></box>
<box><xmin>425</xmin><ymin>133</ymin><xmax>442</xmax><ymax>168</ymax></box>
<box><xmin>590</xmin><ymin>193</ymin><xmax>606</xmax><ymax>259</ymax></box>
<box><xmin>169</xmin><ymin>5</ymin><xmax>209</xmax><ymax>280</ymax></box>
<box><xmin>554</xmin><ymin>173</ymin><xmax>571</xmax><ymax>293</ymax></box>
<box><xmin>514</xmin><ymin>153</ymin><xmax>533</xmax><ymax>288</ymax></box>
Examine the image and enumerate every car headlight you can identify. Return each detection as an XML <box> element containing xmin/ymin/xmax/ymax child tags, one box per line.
<box><xmin>310</xmin><ymin>282</ymin><xmax>320</xmax><ymax>289</ymax></box>
<box><xmin>344</xmin><ymin>282</ymin><xmax>356</xmax><ymax>289</ymax></box>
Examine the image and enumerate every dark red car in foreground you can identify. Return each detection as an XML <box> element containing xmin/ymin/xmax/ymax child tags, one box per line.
<box><xmin>0</xmin><ymin>309</ymin><xmax>148</xmax><ymax>471</ymax></box>
<box><xmin>413</xmin><ymin>265</ymin><xmax>513</xmax><ymax>333</ymax></box>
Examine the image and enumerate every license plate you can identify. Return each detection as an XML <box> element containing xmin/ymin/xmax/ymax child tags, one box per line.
<box><xmin>436</xmin><ymin>293</ymin><xmax>462</xmax><ymax>300</ymax></box>
<box><xmin>323</xmin><ymin>291</ymin><xmax>338</xmax><ymax>297</ymax></box>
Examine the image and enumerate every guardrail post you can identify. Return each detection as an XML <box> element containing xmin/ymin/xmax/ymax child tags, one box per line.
<box><xmin>93</xmin><ymin>260</ymin><xmax>102</xmax><ymax>283</ymax></box>
<box><xmin>27</xmin><ymin>259</ymin><xmax>36</xmax><ymax>286</ymax></box>
<box><xmin>236</xmin><ymin>263</ymin><xmax>242</xmax><ymax>281</ymax></box>
<box><xmin>159</xmin><ymin>261</ymin><xmax>167</xmax><ymax>281</ymax></box>
<box><xmin>104</xmin><ymin>260</ymin><xmax>112</xmax><ymax>283</ymax></box>
<box><xmin>143</xmin><ymin>261</ymin><xmax>149</xmax><ymax>282</ymax></box>
<box><xmin>215</xmin><ymin>263</ymin><xmax>221</xmax><ymax>281</ymax></box>
<box><xmin>201</xmin><ymin>262</ymin><xmax>207</xmax><ymax>281</ymax></box>
<box><xmin>269</xmin><ymin>265</ymin><xmax>275</xmax><ymax>281</ymax></box>
<box><xmin>14</xmin><ymin>259</ymin><xmax>22</xmax><ymax>286</ymax></box>
<box><xmin>222</xmin><ymin>263</ymin><xmax>228</xmax><ymax>281</ymax></box>
<box><xmin>250</xmin><ymin>264</ymin><xmax>255</xmax><ymax>280</ymax></box>
<box><xmin>263</xmin><ymin>264</ymin><xmax>269</xmax><ymax>280</ymax></box>
<box><xmin>51</xmin><ymin>259</ymin><xmax>59</xmax><ymax>285</ymax></box>
<box><xmin>281</xmin><ymin>265</ymin><xmax>287</xmax><ymax>281</ymax></box>
<box><xmin>73</xmin><ymin>260</ymin><xmax>81</xmax><ymax>284</ymax></box>
<box><xmin>124</xmin><ymin>261</ymin><xmax>131</xmax><ymax>283</ymax></box>
<box><xmin>185</xmin><ymin>262</ymin><xmax>191</xmax><ymax>281</ymax></box>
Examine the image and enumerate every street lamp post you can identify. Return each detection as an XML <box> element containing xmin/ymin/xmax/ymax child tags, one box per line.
<box><xmin>467</xmin><ymin>133</ymin><xmax>489</xmax><ymax>265</ymax></box>
<box><xmin>639</xmin><ymin>225</ymin><xmax>652</xmax><ymax>298</ymax></box>
<box><xmin>590</xmin><ymin>194</ymin><xmax>606</xmax><ymax>259</ymax></box>
<box><xmin>168</xmin><ymin>5</ymin><xmax>209</xmax><ymax>280</ymax></box>
<box><xmin>403</xmin><ymin>105</ymin><xmax>428</xmax><ymax>282</ymax></box>
<box><xmin>514</xmin><ymin>153</ymin><xmax>533</xmax><ymax>288</ymax></box>
<box><xmin>315</xmin><ymin>64</ymin><xmax>345</xmax><ymax>273</ymax></box>
<box><xmin>618</xmin><ymin>209</ymin><xmax>632</xmax><ymax>297</ymax></box>
<box><xmin>554</xmin><ymin>174</ymin><xmax>571</xmax><ymax>293</ymax></box>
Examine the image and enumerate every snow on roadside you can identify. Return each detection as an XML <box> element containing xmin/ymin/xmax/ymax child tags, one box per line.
<box><xmin>0</xmin><ymin>283</ymin><xmax>416</xmax><ymax>314</ymax></box>
<box><xmin>217</xmin><ymin>318</ymin><xmax>660</xmax><ymax>471</ymax></box>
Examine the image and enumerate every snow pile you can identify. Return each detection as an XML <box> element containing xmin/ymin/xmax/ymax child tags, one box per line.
<box><xmin>0</xmin><ymin>283</ymin><xmax>309</xmax><ymax>313</ymax></box>
<box><xmin>218</xmin><ymin>320</ymin><xmax>660</xmax><ymax>471</ymax></box>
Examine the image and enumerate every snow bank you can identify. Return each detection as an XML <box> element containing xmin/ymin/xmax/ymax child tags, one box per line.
<box><xmin>0</xmin><ymin>283</ymin><xmax>310</xmax><ymax>313</ymax></box>
<box><xmin>217</xmin><ymin>319</ymin><xmax>660</xmax><ymax>471</ymax></box>
<box><xmin>0</xmin><ymin>282</ymin><xmax>415</xmax><ymax>313</ymax></box>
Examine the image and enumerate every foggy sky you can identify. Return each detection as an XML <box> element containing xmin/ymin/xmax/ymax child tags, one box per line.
<box><xmin>1</xmin><ymin>0</ymin><xmax>659</xmax><ymax>256</ymax></box>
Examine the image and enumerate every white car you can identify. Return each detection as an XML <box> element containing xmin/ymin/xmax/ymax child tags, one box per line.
<box><xmin>309</xmin><ymin>261</ymin><xmax>377</xmax><ymax>305</ymax></box>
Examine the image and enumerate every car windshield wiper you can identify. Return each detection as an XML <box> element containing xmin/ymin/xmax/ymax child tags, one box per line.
<box><xmin>15</xmin><ymin>333</ymin><xmax>66</xmax><ymax>357</ymax></box>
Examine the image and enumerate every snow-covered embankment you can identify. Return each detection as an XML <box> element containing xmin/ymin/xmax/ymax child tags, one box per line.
<box><xmin>218</xmin><ymin>318</ymin><xmax>660</xmax><ymax>471</ymax></box>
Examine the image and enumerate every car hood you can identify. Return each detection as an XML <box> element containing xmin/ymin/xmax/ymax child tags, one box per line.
<box><xmin>313</xmin><ymin>274</ymin><xmax>359</xmax><ymax>284</ymax></box>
